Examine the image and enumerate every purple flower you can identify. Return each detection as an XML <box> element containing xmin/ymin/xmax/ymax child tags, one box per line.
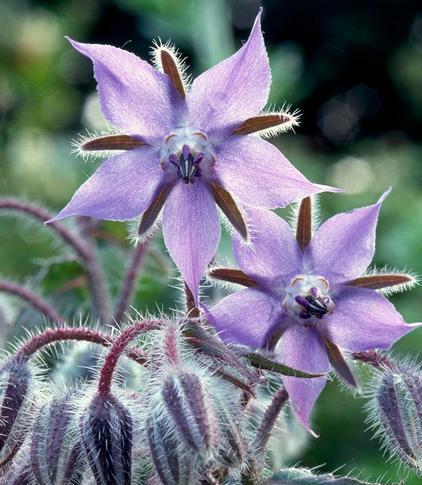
<box><xmin>207</xmin><ymin>189</ymin><xmax>421</xmax><ymax>432</ymax></box>
<box><xmin>50</xmin><ymin>11</ymin><xmax>337</xmax><ymax>300</ymax></box>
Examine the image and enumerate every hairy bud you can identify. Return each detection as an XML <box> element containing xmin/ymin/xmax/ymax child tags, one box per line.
<box><xmin>366</xmin><ymin>361</ymin><xmax>422</xmax><ymax>474</ymax></box>
<box><xmin>147</xmin><ymin>416</ymin><xmax>193</xmax><ymax>485</ymax></box>
<box><xmin>161</xmin><ymin>372</ymin><xmax>220</xmax><ymax>455</ymax></box>
<box><xmin>0</xmin><ymin>358</ymin><xmax>35</xmax><ymax>461</ymax></box>
<box><xmin>0</xmin><ymin>441</ymin><xmax>34</xmax><ymax>484</ymax></box>
<box><xmin>31</xmin><ymin>391</ymin><xmax>85</xmax><ymax>484</ymax></box>
<box><xmin>79</xmin><ymin>393</ymin><xmax>133</xmax><ymax>485</ymax></box>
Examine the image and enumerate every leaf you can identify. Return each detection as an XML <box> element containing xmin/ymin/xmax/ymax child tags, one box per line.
<box><xmin>268</xmin><ymin>467</ymin><xmax>384</xmax><ymax>484</ymax></box>
<box><xmin>244</xmin><ymin>352</ymin><xmax>324</xmax><ymax>378</ymax></box>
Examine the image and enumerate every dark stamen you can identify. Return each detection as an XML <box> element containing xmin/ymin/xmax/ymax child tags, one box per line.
<box><xmin>295</xmin><ymin>289</ymin><xmax>329</xmax><ymax>319</ymax></box>
<box><xmin>169</xmin><ymin>145</ymin><xmax>203</xmax><ymax>184</ymax></box>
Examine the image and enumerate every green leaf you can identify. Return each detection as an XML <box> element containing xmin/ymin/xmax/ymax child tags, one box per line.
<box><xmin>245</xmin><ymin>353</ymin><xmax>324</xmax><ymax>379</ymax></box>
<box><xmin>268</xmin><ymin>468</ymin><xmax>383</xmax><ymax>484</ymax></box>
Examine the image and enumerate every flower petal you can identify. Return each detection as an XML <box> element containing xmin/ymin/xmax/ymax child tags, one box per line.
<box><xmin>162</xmin><ymin>181</ymin><xmax>220</xmax><ymax>302</ymax></box>
<box><xmin>321</xmin><ymin>286</ymin><xmax>421</xmax><ymax>352</ymax></box>
<box><xmin>233</xmin><ymin>208</ymin><xmax>302</xmax><ymax>288</ymax></box>
<box><xmin>207</xmin><ymin>288</ymin><xmax>282</xmax><ymax>347</ymax></box>
<box><xmin>275</xmin><ymin>325</ymin><xmax>329</xmax><ymax>433</ymax></box>
<box><xmin>67</xmin><ymin>38</ymin><xmax>183</xmax><ymax>140</ymax></box>
<box><xmin>214</xmin><ymin>136</ymin><xmax>338</xmax><ymax>209</ymax></box>
<box><xmin>187</xmin><ymin>11</ymin><xmax>270</xmax><ymax>140</ymax></box>
<box><xmin>50</xmin><ymin>148</ymin><xmax>163</xmax><ymax>221</ymax></box>
<box><xmin>304</xmin><ymin>189</ymin><xmax>391</xmax><ymax>283</ymax></box>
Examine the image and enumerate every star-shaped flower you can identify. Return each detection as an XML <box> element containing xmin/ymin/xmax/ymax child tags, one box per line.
<box><xmin>50</xmin><ymin>11</ymin><xmax>337</xmax><ymax>301</ymax></box>
<box><xmin>207</xmin><ymin>189</ymin><xmax>421</xmax><ymax>432</ymax></box>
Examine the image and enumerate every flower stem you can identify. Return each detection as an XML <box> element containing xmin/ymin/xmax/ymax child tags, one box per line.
<box><xmin>114</xmin><ymin>241</ymin><xmax>149</xmax><ymax>323</ymax></box>
<box><xmin>0</xmin><ymin>199</ymin><xmax>89</xmax><ymax>260</ymax></box>
<box><xmin>97</xmin><ymin>320</ymin><xmax>161</xmax><ymax>398</ymax></box>
<box><xmin>14</xmin><ymin>326</ymin><xmax>148</xmax><ymax>365</ymax></box>
<box><xmin>0</xmin><ymin>279</ymin><xmax>65</xmax><ymax>324</ymax></box>
<box><xmin>75</xmin><ymin>216</ymin><xmax>112</xmax><ymax>325</ymax></box>
<box><xmin>0</xmin><ymin>199</ymin><xmax>112</xmax><ymax>324</ymax></box>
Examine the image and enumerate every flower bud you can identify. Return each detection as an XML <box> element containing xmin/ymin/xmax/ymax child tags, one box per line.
<box><xmin>161</xmin><ymin>372</ymin><xmax>220</xmax><ymax>455</ymax></box>
<box><xmin>0</xmin><ymin>358</ymin><xmax>35</xmax><ymax>461</ymax></box>
<box><xmin>30</xmin><ymin>390</ymin><xmax>85</xmax><ymax>484</ymax></box>
<box><xmin>147</xmin><ymin>415</ymin><xmax>193</xmax><ymax>485</ymax></box>
<box><xmin>367</xmin><ymin>362</ymin><xmax>422</xmax><ymax>474</ymax></box>
<box><xmin>79</xmin><ymin>393</ymin><xmax>133</xmax><ymax>485</ymax></box>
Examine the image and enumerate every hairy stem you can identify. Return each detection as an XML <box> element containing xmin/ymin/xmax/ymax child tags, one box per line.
<box><xmin>114</xmin><ymin>242</ymin><xmax>149</xmax><ymax>323</ymax></box>
<box><xmin>0</xmin><ymin>279</ymin><xmax>65</xmax><ymax>324</ymax></box>
<box><xmin>0</xmin><ymin>199</ymin><xmax>89</xmax><ymax>260</ymax></box>
<box><xmin>75</xmin><ymin>216</ymin><xmax>112</xmax><ymax>325</ymax></box>
<box><xmin>0</xmin><ymin>199</ymin><xmax>111</xmax><ymax>324</ymax></box>
<box><xmin>98</xmin><ymin>320</ymin><xmax>161</xmax><ymax>397</ymax></box>
<box><xmin>14</xmin><ymin>326</ymin><xmax>148</xmax><ymax>365</ymax></box>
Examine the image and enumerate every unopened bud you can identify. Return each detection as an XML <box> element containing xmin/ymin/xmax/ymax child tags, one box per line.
<box><xmin>162</xmin><ymin>372</ymin><xmax>220</xmax><ymax>454</ymax></box>
<box><xmin>31</xmin><ymin>391</ymin><xmax>85</xmax><ymax>484</ymax></box>
<box><xmin>147</xmin><ymin>416</ymin><xmax>193</xmax><ymax>485</ymax></box>
<box><xmin>0</xmin><ymin>358</ymin><xmax>35</xmax><ymax>461</ymax></box>
<box><xmin>367</xmin><ymin>362</ymin><xmax>422</xmax><ymax>474</ymax></box>
<box><xmin>79</xmin><ymin>393</ymin><xmax>133</xmax><ymax>485</ymax></box>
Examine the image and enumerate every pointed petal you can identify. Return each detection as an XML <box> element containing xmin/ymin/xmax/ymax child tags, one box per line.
<box><xmin>162</xmin><ymin>182</ymin><xmax>220</xmax><ymax>302</ymax></box>
<box><xmin>275</xmin><ymin>325</ymin><xmax>329</xmax><ymax>433</ymax></box>
<box><xmin>67</xmin><ymin>38</ymin><xmax>183</xmax><ymax>140</ymax></box>
<box><xmin>50</xmin><ymin>148</ymin><xmax>163</xmax><ymax>221</ymax></box>
<box><xmin>304</xmin><ymin>189</ymin><xmax>391</xmax><ymax>283</ymax></box>
<box><xmin>187</xmin><ymin>11</ymin><xmax>270</xmax><ymax>139</ymax></box>
<box><xmin>321</xmin><ymin>286</ymin><xmax>421</xmax><ymax>352</ymax></box>
<box><xmin>206</xmin><ymin>289</ymin><xmax>282</xmax><ymax>347</ymax></box>
<box><xmin>233</xmin><ymin>208</ymin><xmax>302</xmax><ymax>288</ymax></box>
<box><xmin>215</xmin><ymin>137</ymin><xmax>339</xmax><ymax>210</ymax></box>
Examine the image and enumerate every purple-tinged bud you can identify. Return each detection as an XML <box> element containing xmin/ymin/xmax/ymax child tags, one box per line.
<box><xmin>147</xmin><ymin>416</ymin><xmax>193</xmax><ymax>485</ymax></box>
<box><xmin>366</xmin><ymin>361</ymin><xmax>422</xmax><ymax>474</ymax></box>
<box><xmin>0</xmin><ymin>358</ymin><xmax>36</xmax><ymax>462</ymax></box>
<box><xmin>161</xmin><ymin>372</ymin><xmax>220</xmax><ymax>454</ymax></box>
<box><xmin>30</xmin><ymin>391</ymin><xmax>85</xmax><ymax>484</ymax></box>
<box><xmin>79</xmin><ymin>393</ymin><xmax>133</xmax><ymax>485</ymax></box>
<box><xmin>0</xmin><ymin>442</ymin><xmax>34</xmax><ymax>485</ymax></box>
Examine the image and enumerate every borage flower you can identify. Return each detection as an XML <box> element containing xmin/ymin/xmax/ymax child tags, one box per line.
<box><xmin>207</xmin><ymin>189</ymin><xmax>421</xmax><ymax>432</ymax></box>
<box><xmin>50</xmin><ymin>11</ymin><xmax>337</xmax><ymax>300</ymax></box>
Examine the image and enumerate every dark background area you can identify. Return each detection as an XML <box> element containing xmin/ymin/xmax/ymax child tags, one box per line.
<box><xmin>0</xmin><ymin>0</ymin><xmax>421</xmax><ymax>482</ymax></box>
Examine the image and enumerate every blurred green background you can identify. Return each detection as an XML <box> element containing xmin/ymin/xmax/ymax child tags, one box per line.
<box><xmin>0</xmin><ymin>0</ymin><xmax>421</xmax><ymax>482</ymax></box>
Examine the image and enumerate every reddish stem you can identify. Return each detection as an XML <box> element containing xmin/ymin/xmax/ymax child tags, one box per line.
<box><xmin>0</xmin><ymin>199</ymin><xmax>89</xmax><ymax>260</ymax></box>
<box><xmin>0</xmin><ymin>279</ymin><xmax>65</xmax><ymax>325</ymax></box>
<box><xmin>14</xmin><ymin>327</ymin><xmax>147</xmax><ymax>365</ymax></box>
<box><xmin>114</xmin><ymin>241</ymin><xmax>149</xmax><ymax>323</ymax></box>
<box><xmin>98</xmin><ymin>320</ymin><xmax>162</xmax><ymax>397</ymax></box>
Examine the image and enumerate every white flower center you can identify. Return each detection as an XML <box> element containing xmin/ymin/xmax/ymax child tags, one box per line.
<box><xmin>160</xmin><ymin>127</ymin><xmax>216</xmax><ymax>183</ymax></box>
<box><xmin>282</xmin><ymin>274</ymin><xmax>335</xmax><ymax>325</ymax></box>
